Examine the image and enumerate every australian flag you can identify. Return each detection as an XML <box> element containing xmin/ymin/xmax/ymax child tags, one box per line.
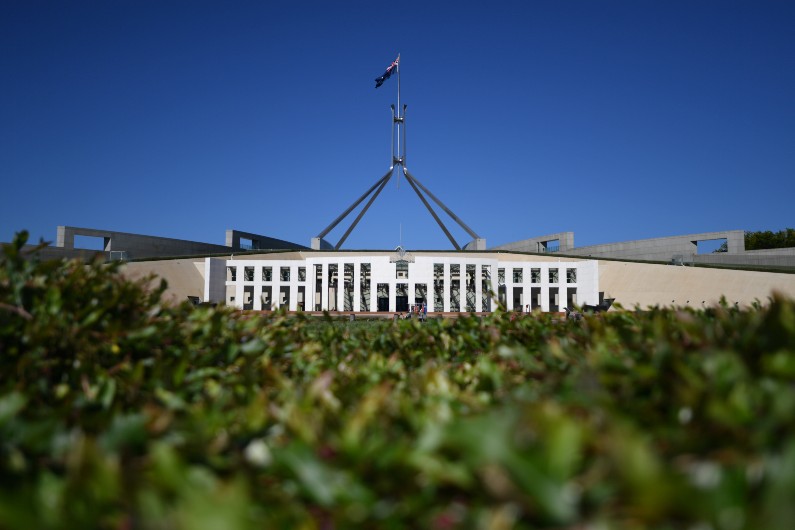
<box><xmin>374</xmin><ymin>55</ymin><xmax>399</xmax><ymax>88</ymax></box>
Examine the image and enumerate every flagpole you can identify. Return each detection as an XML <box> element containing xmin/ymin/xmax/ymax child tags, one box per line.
<box><xmin>396</xmin><ymin>53</ymin><xmax>401</xmax><ymax>188</ymax></box>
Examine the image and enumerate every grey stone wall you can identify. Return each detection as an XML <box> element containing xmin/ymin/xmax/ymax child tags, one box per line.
<box><xmin>57</xmin><ymin>226</ymin><xmax>232</xmax><ymax>260</ymax></box>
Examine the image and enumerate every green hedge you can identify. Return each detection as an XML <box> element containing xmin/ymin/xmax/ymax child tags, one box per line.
<box><xmin>2</xmin><ymin>232</ymin><xmax>795</xmax><ymax>529</ymax></box>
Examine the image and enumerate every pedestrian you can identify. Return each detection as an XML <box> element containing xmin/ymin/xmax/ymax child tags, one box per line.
<box><xmin>421</xmin><ymin>301</ymin><xmax>427</xmax><ymax>322</ymax></box>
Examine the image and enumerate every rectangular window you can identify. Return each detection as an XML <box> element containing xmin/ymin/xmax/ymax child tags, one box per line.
<box><xmin>549</xmin><ymin>268</ymin><xmax>559</xmax><ymax>284</ymax></box>
<box><xmin>450</xmin><ymin>264</ymin><xmax>460</xmax><ymax>281</ymax></box>
<box><xmin>328</xmin><ymin>264</ymin><xmax>339</xmax><ymax>311</ymax></box>
<box><xmin>377</xmin><ymin>283</ymin><xmax>389</xmax><ymax>312</ymax></box>
<box><xmin>498</xmin><ymin>268</ymin><xmax>505</xmax><ymax>286</ymax></box>
<box><xmin>466</xmin><ymin>264</ymin><xmax>475</xmax><ymax>288</ymax></box>
<box><xmin>450</xmin><ymin>279</ymin><xmax>460</xmax><ymax>312</ymax></box>
<box><xmin>482</xmin><ymin>265</ymin><xmax>492</xmax><ymax>312</ymax></box>
<box><xmin>227</xmin><ymin>266</ymin><xmax>237</xmax><ymax>281</ymax></box>
<box><xmin>344</xmin><ymin>264</ymin><xmax>354</xmax><ymax>311</ymax></box>
<box><xmin>566</xmin><ymin>268</ymin><xmax>577</xmax><ymax>284</ymax></box>
<box><xmin>360</xmin><ymin>263</ymin><xmax>371</xmax><ymax>311</ymax></box>
<box><xmin>434</xmin><ymin>263</ymin><xmax>444</xmax><ymax>281</ymax></box>
<box><xmin>567</xmin><ymin>287</ymin><xmax>577</xmax><ymax>309</ymax></box>
<box><xmin>396</xmin><ymin>261</ymin><xmax>409</xmax><ymax>279</ymax></box>
<box><xmin>481</xmin><ymin>265</ymin><xmax>491</xmax><ymax>281</ymax></box>
<box><xmin>298</xmin><ymin>267</ymin><xmax>306</xmax><ymax>281</ymax></box>
<box><xmin>513</xmin><ymin>268</ymin><xmax>523</xmax><ymax>283</ymax></box>
<box><xmin>531</xmin><ymin>268</ymin><xmax>541</xmax><ymax>283</ymax></box>
<box><xmin>415</xmin><ymin>283</ymin><xmax>427</xmax><ymax>306</ymax></box>
<box><xmin>396</xmin><ymin>283</ymin><xmax>408</xmax><ymax>312</ymax></box>
<box><xmin>549</xmin><ymin>287</ymin><xmax>559</xmax><ymax>312</ymax></box>
<box><xmin>465</xmin><ymin>265</ymin><xmax>476</xmax><ymax>312</ymax></box>
<box><xmin>244</xmin><ymin>266</ymin><xmax>254</xmax><ymax>281</ymax></box>
<box><xmin>280</xmin><ymin>267</ymin><xmax>290</xmax><ymax>281</ymax></box>
<box><xmin>262</xmin><ymin>266</ymin><xmax>272</xmax><ymax>282</ymax></box>
<box><xmin>434</xmin><ymin>264</ymin><xmax>445</xmax><ymax>312</ymax></box>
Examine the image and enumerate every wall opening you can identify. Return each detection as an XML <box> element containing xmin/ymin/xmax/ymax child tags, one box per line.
<box><xmin>377</xmin><ymin>283</ymin><xmax>389</xmax><ymax>312</ymax></box>
<box><xmin>243</xmin><ymin>286</ymin><xmax>254</xmax><ymax>310</ymax></box>
<box><xmin>465</xmin><ymin>264</ymin><xmax>476</xmax><ymax>312</ymax></box>
<box><xmin>549</xmin><ymin>287</ymin><xmax>559</xmax><ymax>312</ymax></box>
<box><xmin>239</xmin><ymin>237</ymin><xmax>253</xmax><ymax>250</ymax></box>
<box><xmin>512</xmin><ymin>287</ymin><xmax>523</xmax><ymax>311</ymax></box>
<box><xmin>434</xmin><ymin>264</ymin><xmax>444</xmax><ymax>312</ymax></box>
<box><xmin>261</xmin><ymin>286</ymin><xmax>272</xmax><ymax>310</ymax></box>
<box><xmin>696</xmin><ymin>238</ymin><xmax>728</xmax><ymax>254</ymax></box>
<box><xmin>415</xmin><ymin>283</ymin><xmax>427</xmax><ymax>307</ymax></box>
<box><xmin>540</xmin><ymin>239</ymin><xmax>560</xmax><ymax>253</ymax></box>
<box><xmin>531</xmin><ymin>287</ymin><xmax>541</xmax><ymax>310</ymax></box>
<box><xmin>297</xmin><ymin>286</ymin><xmax>305</xmax><ymax>311</ymax></box>
<box><xmin>328</xmin><ymin>264</ymin><xmax>338</xmax><ymax>311</ymax></box>
<box><xmin>74</xmin><ymin>235</ymin><xmax>108</xmax><ymax>251</ymax></box>
<box><xmin>567</xmin><ymin>287</ymin><xmax>577</xmax><ymax>310</ymax></box>
<box><xmin>279</xmin><ymin>286</ymin><xmax>290</xmax><ymax>309</ymax></box>
<box><xmin>360</xmin><ymin>263</ymin><xmax>371</xmax><ymax>311</ymax></box>
<box><xmin>343</xmin><ymin>264</ymin><xmax>354</xmax><ymax>311</ymax></box>
<box><xmin>396</xmin><ymin>283</ymin><xmax>408</xmax><ymax>312</ymax></box>
<box><xmin>481</xmin><ymin>265</ymin><xmax>492</xmax><ymax>312</ymax></box>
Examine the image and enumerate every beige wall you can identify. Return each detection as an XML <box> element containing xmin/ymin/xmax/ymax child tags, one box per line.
<box><xmin>122</xmin><ymin>259</ymin><xmax>206</xmax><ymax>305</ymax></box>
<box><xmin>600</xmin><ymin>261</ymin><xmax>795</xmax><ymax>309</ymax></box>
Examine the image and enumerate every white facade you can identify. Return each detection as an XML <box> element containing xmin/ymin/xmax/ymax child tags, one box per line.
<box><xmin>206</xmin><ymin>253</ymin><xmax>599</xmax><ymax>313</ymax></box>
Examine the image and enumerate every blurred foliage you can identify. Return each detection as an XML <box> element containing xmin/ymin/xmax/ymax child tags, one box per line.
<box><xmin>2</xmin><ymin>230</ymin><xmax>795</xmax><ymax>529</ymax></box>
<box><xmin>745</xmin><ymin>228</ymin><xmax>795</xmax><ymax>250</ymax></box>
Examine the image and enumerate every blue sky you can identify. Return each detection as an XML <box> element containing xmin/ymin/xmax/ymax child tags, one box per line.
<box><xmin>2</xmin><ymin>1</ymin><xmax>793</xmax><ymax>251</ymax></box>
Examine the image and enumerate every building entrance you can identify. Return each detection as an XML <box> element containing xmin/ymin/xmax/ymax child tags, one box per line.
<box><xmin>396</xmin><ymin>296</ymin><xmax>408</xmax><ymax>312</ymax></box>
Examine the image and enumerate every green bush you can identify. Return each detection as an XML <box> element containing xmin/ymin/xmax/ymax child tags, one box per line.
<box><xmin>745</xmin><ymin>228</ymin><xmax>795</xmax><ymax>250</ymax></box>
<box><xmin>2</xmin><ymin>231</ymin><xmax>795</xmax><ymax>529</ymax></box>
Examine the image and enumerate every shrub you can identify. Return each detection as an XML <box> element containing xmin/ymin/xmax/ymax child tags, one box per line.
<box><xmin>2</xmin><ymin>231</ymin><xmax>795</xmax><ymax>529</ymax></box>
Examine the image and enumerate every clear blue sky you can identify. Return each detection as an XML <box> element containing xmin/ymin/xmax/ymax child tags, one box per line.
<box><xmin>2</xmin><ymin>1</ymin><xmax>793</xmax><ymax>250</ymax></box>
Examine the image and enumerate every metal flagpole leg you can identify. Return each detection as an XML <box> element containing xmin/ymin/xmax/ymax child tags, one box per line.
<box><xmin>402</xmin><ymin>105</ymin><xmax>407</xmax><ymax>167</ymax></box>
<box><xmin>334</xmin><ymin>171</ymin><xmax>393</xmax><ymax>249</ymax></box>
<box><xmin>404</xmin><ymin>169</ymin><xmax>481</xmax><ymax>240</ymax></box>
<box><xmin>403</xmin><ymin>168</ymin><xmax>461</xmax><ymax>250</ymax></box>
<box><xmin>316</xmin><ymin>168</ymin><xmax>394</xmax><ymax>240</ymax></box>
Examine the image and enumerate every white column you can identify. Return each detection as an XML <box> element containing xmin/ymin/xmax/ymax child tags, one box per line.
<box><xmin>289</xmin><ymin>266</ymin><xmax>297</xmax><ymax>311</ymax></box>
<box><xmin>353</xmin><ymin>262</ymin><xmax>361</xmax><ymax>312</ymax></box>
<box><xmin>337</xmin><ymin>264</ymin><xmax>345</xmax><ymax>312</ymax></box>
<box><xmin>475</xmin><ymin>264</ymin><xmax>482</xmax><ymax>313</ymax></box>
<box><xmin>541</xmin><ymin>266</ymin><xmax>550</xmax><ymax>312</ymax></box>
<box><xmin>320</xmin><ymin>263</ymin><xmax>328</xmax><ymax>311</ymax></box>
<box><xmin>235</xmin><ymin>278</ymin><xmax>244</xmax><ymax>310</ymax></box>
<box><xmin>254</xmin><ymin>265</ymin><xmax>262</xmax><ymax>311</ymax></box>
<box><xmin>428</xmin><ymin>262</ymin><xmax>436</xmax><ymax>313</ymax></box>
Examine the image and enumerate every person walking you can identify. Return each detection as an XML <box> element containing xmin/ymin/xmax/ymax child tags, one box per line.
<box><xmin>421</xmin><ymin>302</ymin><xmax>427</xmax><ymax>322</ymax></box>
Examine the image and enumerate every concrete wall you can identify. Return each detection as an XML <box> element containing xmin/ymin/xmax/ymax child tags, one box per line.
<box><xmin>565</xmin><ymin>230</ymin><xmax>745</xmax><ymax>261</ymax></box>
<box><xmin>226</xmin><ymin>229</ymin><xmax>308</xmax><ymax>250</ymax></box>
<box><xmin>693</xmin><ymin>247</ymin><xmax>795</xmax><ymax>269</ymax></box>
<box><xmin>599</xmin><ymin>260</ymin><xmax>795</xmax><ymax>309</ymax></box>
<box><xmin>122</xmin><ymin>259</ymin><xmax>206</xmax><ymax>305</ymax></box>
<box><xmin>204</xmin><ymin>258</ymin><xmax>227</xmax><ymax>304</ymax></box>
<box><xmin>491</xmin><ymin>230</ymin><xmax>795</xmax><ymax>268</ymax></box>
<box><xmin>492</xmin><ymin>232</ymin><xmax>574</xmax><ymax>253</ymax></box>
<box><xmin>13</xmin><ymin>245</ymin><xmax>106</xmax><ymax>262</ymax></box>
<box><xmin>58</xmin><ymin>226</ymin><xmax>231</xmax><ymax>260</ymax></box>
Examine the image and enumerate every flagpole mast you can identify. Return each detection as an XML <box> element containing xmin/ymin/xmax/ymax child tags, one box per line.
<box><xmin>396</xmin><ymin>53</ymin><xmax>401</xmax><ymax>187</ymax></box>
